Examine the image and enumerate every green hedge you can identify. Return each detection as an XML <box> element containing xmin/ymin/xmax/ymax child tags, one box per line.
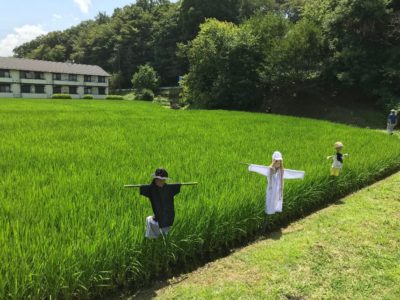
<box><xmin>52</xmin><ymin>94</ymin><xmax>72</xmax><ymax>99</ymax></box>
<box><xmin>106</xmin><ymin>95</ymin><xmax>124</xmax><ymax>100</ymax></box>
<box><xmin>136</xmin><ymin>89</ymin><xmax>154</xmax><ymax>101</ymax></box>
<box><xmin>82</xmin><ymin>94</ymin><xmax>94</xmax><ymax>100</ymax></box>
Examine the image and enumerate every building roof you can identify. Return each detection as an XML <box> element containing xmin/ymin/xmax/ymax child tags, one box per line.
<box><xmin>0</xmin><ymin>57</ymin><xmax>110</xmax><ymax>77</ymax></box>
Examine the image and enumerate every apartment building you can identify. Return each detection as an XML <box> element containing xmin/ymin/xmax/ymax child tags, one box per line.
<box><xmin>0</xmin><ymin>57</ymin><xmax>110</xmax><ymax>99</ymax></box>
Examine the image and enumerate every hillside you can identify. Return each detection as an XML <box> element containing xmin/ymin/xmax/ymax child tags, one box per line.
<box><xmin>264</xmin><ymin>92</ymin><xmax>386</xmax><ymax>129</ymax></box>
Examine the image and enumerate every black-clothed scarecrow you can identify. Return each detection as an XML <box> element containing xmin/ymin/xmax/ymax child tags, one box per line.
<box><xmin>125</xmin><ymin>168</ymin><xmax>197</xmax><ymax>238</ymax></box>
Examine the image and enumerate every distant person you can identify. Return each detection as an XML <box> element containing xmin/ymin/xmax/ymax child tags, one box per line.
<box><xmin>327</xmin><ymin>142</ymin><xmax>349</xmax><ymax>176</ymax></box>
<box><xmin>387</xmin><ymin>109</ymin><xmax>397</xmax><ymax>135</ymax></box>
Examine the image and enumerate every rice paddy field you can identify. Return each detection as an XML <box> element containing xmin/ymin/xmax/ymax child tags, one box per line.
<box><xmin>0</xmin><ymin>98</ymin><xmax>399</xmax><ymax>299</ymax></box>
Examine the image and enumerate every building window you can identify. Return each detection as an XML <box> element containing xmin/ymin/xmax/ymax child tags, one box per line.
<box><xmin>53</xmin><ymin>86</ymin><xmax>62</xmax><ymax>94</ymax></box>
<box><xmin>98</xmin><ymin>87</ymin><xmax>106</xmax><ymax>95</ymax></box>
<box><xmin>69</xmin><ymin>86</ymin><xmax>78</xmax><ymax>94</ymax></box>
<box><xmin>0</xmin><ymin>84</ymin><xmax>11</xmax><ymax>93</ymax></box>
<box><xmin>35</xmin><ymin>85</ymin><xmax>45</xmax><ymax>94</ymax></box>
<box><xmin>21</xmin><ymin>85</ymin><xmax>31</xmax><ymax>93</ymax></box>
<box><xmin>98</xmin><ymin>76</ymin><xmax>105</xmax><ymax>83</ymax></box>
<box><xmin>34</xmin><ymin>72</ymin><xmax>44</xmax><ymax>80</ymax></box>
<box><xmin>21</xmin><ymin>71</ymin><xmax>34</xmax><ymax>79</ymax></box>
<box><xmin>84</xmin><ymin>87</ymin><xmax>92</xmax><ymax>94</ymax></box>
<box><xmin>69</xmin><ymin>74</ymin><xmax>77</xmax><ymax>81</ymax></box>
<box><xmin>0</xmin><ymin>69</ymin><xmax>10</xmax><ymax>78</ymax></box>
<box><xmin>53</xmin><ymin>73</ymin><xmax>61</xmax><ymax>80</ymax></box>
<box><xmin>84</xmin><ymin>75</ymin><xmax>92</xmax><ymax>82</ymax></box>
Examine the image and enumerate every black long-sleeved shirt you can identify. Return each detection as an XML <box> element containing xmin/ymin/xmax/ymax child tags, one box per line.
<box><xmin>139</xmin><ymin>183</ymin><xmax>181</xmax><ymax>228</ymax></box>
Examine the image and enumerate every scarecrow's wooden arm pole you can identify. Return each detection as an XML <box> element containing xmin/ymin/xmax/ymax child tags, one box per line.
<box><xmin>124</xmin><ymin>184</ymin><xmax>144</xmax><ymax>188</ymax></box>
<box><xmin>124</xmin><ymin>182</ymin><xmax>198</xmax><ymax>188</ymax></box>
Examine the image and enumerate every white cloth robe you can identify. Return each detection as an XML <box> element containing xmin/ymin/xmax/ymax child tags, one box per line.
<box><xmin>248</xmin><ymin>164</ymin><xmax>305</xmax><ymax>214</ymax></box>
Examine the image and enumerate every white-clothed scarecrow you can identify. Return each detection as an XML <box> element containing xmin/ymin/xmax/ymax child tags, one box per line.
<box><xmin>246</xmin><ymin>151</ymin><xmax>305</xmax><ymax>215</ymax></box>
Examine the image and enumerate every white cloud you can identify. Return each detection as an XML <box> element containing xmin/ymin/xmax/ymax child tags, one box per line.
<box><xmin>52</xmin><ymin>14</ymin><xmax>63</xmax><ymax>21</ymax></box>
<box><xmin>74</xmin><ymin>0</ymin><xmax>92</xmax><ymax>14</ymax></box>
<box><xmin>0</xmin><ymin>25</ymin><xmax>47</xmax><ymax>57</ymax></box>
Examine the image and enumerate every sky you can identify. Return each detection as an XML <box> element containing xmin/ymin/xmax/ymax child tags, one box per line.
<box><xmin>0</xmin><ymin>0</ymin><xmax>176</xmax><ymax>57</ymax></box>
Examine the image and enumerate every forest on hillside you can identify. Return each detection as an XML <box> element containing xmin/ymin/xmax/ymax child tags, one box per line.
<box><xmin>14</xmin><ymin>0</ymin><xmax>400</xmax><ymax>109</ymax></box>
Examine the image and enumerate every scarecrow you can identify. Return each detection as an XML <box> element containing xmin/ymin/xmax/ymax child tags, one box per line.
<box><xmin>125</xmin><ymin>168</ymin><xmax>197</xmax><ymax>238</ymax></box>
<box><xmin>327</xmin><ymin>142</ymin><xmax>349</xmax><ymax>176</ymax></box>
<box><xmin>244</xmin><ymin>151</ymin><xmax>305</xmax><ymax>215</ymax></box>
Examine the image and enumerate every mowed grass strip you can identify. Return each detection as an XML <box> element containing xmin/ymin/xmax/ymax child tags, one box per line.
<box><xmin>153</xmin><ymin>172</ymin><xmax>400</xmax><ymax>300</ymax></box>
<box><xmin>0</xmin><ymin>98</ymin><xmax>399</xmax><ymax>298</ymax></box>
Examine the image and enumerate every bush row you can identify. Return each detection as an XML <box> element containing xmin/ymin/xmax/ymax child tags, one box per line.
<box><xmin>51</xmin><ymin>92</ymin><xmax>163</xmax><ymax>102</ymax></box>
<box><xmin>51</xmin><ymin>94</ymin><xmax>124</xmax><ymax>100</ymax></box>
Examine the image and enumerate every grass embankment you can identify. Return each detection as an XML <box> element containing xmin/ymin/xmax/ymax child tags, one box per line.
<box><xmin>0</xmin><ymin>98</ymin><xmax>399</xmax><ymax>299</ymax></box>
<box><xmin>268</xmin><ymin>91</ymin><xmax>387</xmax><ymax>129</ymax></box>
<box><xmin>153</xmin><ymin>172</ymin><xmax>400</xmax><ymax>300</ymax></box>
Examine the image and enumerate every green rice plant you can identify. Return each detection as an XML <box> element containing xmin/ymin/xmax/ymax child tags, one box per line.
<box><xmin>0</xmin><ymin>98</ymin><xmax>399</xmax><ymax>299</ymax></box>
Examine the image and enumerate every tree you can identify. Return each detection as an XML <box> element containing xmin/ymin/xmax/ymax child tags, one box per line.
<box><xmin>266</xmin><ymin>19</ymin><xmax>324</xmax><ymax>92</ymax></box>
<box><xmin>109</xmin><ymin>72</ymin><xmax>124</xmax><ymax>92</ymax></box>
<box><xmin>303</xmin><ymin>0</ymin><xmax>395</xmax><ymax>105</ymax></box>
<box><xmin>152</xmin><ymin>3</ymin><xmax>185</xmax><ymax>85</ymax></box>
<box><xmin>244</xmin><ymin>13</ymin><xmax>289</xmax><ymax>94</ymax></box>
<box><xmin>238</xmin><ymin>0</ymin><xmax>278</xmax><ymax>20</ymax></box>
<box><xmin>276</xmin><ymin>0</ymin><xmax>306</xmax><ymax>22</ymax></box>
<box><xmin>179</xmin><ymin>0</ymin><xmax>242</xmax><ymax>40</ymax></box>
<box><xmin>182</xmin><ymin>19</ymin><xmax>263</xmax><ymax>109</ymax></box>
<box><xmin>131</xmin><ymin>64</ymin><xmax>160</xmax><ymax>92</ymax></box>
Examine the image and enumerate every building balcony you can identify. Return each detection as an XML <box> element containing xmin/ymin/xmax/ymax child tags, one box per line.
<box><xmin>20</xmin><ymin>78</ymin><xmax>48</xmax><ymax>84</ymax></box>
<box><xmin>53</xmin><ymin>80</ymin><xmax>82</xmax><ymax>86</ymax></box>
<box><xmin>0</xmin><ymin>77</ymin><xmax>13</xmax><ymax>83</ymax></box>
<box><xmin>83</xmin><ymin>81</ymin><xmax>108</xmax><ymax>87</ymax></box>
<box><xmin>21</xmin><ymin>93</ymin><xmax>48</xmax><ymax>98</ymax></box>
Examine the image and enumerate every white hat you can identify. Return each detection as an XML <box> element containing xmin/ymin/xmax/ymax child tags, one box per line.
<box><xmin>272</xmin><ymin>151</ymin><xmax>283</xmax><ymax>161</ymax></box>
<box><xmin>152</xmin><ymin>175</ymin><xmax>171</xmax><ymax>180</ymax></box>
<box><xmin>334</xmin><ymin>142</ymin><xmax>344</xmax><ymax>149</ymax></box>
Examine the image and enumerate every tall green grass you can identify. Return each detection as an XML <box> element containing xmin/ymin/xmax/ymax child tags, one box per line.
<box><xmin>0</xmin><ymin>99</ymin><xmax>399</xmax><ymax>299</ymax></box>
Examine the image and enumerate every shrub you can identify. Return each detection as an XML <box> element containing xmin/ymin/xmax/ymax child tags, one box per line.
<box><xmin>136</xmin><ymin>89</ymin><xmax>154</xmax><ymax>101</ymax></box>
<box><xmin>153</xmin><ymin>96</ymin><xmax>171</xmax><ymax>106</ymax></box>
<box><xmin>52</xmin><ymin>94</ymin><xmax>71</xmax><ymax>99</ymax></box>
<box><xmin>123</xmin><ymin>92</ymin><xmax>136</xmax><ymax>101</ymax></box>
<box><xmin>106</xmin><ymin>95</ymin><xmax>124</xmax><ymax>100</ymax></box>
<box><xmin>83</xmin><ymin>94</ymin><xmax>94</xmax><ymax>100</ymax></box>
<box><xmin>131</xmin><ymin>64</ymin><xmax>159</xmax><ymax>93</ymax></box>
